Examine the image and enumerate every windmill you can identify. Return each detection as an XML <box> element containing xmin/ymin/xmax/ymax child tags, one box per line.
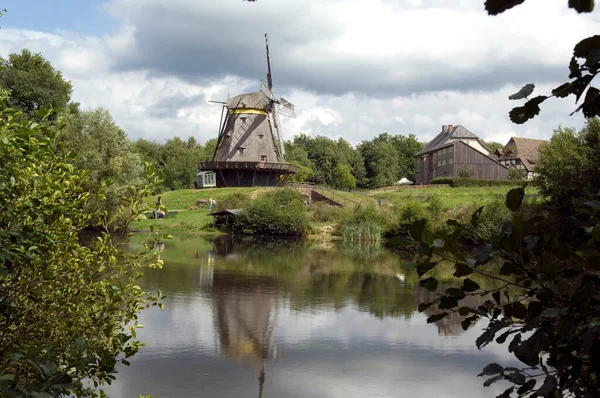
<box><xmin>199</xmin><ymin>34</ymin><xmax>298</xmax><ymax>187</ymax></box>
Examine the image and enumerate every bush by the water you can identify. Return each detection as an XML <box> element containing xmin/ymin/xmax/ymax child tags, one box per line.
<box><xmin>232</xmin><ymin>189</ymin><xmax>308</xmax><ymax>237</ymax></box>
<box><xmin>339</xmin><ymin>203</ymin><xmax>386</xmax><ymax>241</ymax></box>
<box><xmin>385</xmin><ymin>199</ymin><xmax>429</xmax><ymax>237</ymax></box>
<box><xmin>432</xmin><ymin>177</ymin><xmax>522</xmax><ymax>187</ymax></box>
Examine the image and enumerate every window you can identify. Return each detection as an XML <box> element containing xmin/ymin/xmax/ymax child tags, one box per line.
<box><xmin>449</xmin><ymin>158</ymin><xmax>453</xmax><ymax>164</ymax></box>
<box><xmin>237</xmin><ymin>147</ymin><xmax>245</xmax><ymax>155</ymax></box>
<box><xmin>260</xmin><ymin>155</ymin><xmax>267</xmax><ymax>162</ymax></box>
<box><xmin>258</xmin><ymin>134</ymin><xmax>264</xmax><ymax>144</ymax></box>
<box><xmin>442</xmin><ymin>160</ymin><xmax>446</xmax><ymax>166</ymax></box>
<box><xmin>437</xmin><ymin>161</ymin><xmax>441</xmax><ymax>167</ymax></box>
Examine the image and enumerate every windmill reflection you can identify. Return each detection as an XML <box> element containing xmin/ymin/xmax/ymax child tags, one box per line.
<box><xmin>212</xmin><ymin>274</ymin><xmax>278</xmax><ymax>398</ymax></box>
<box><xmin>196</xmin><ymin>239</ymin><xmax>279</xmax><ymax>398</ymax></box>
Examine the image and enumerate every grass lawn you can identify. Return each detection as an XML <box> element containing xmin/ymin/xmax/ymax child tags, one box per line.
<box><xmin>132</xmin><ymin>187</ymin><xmax>260</xmax><ymax>233</ymax></box>
<box><xmin>371</xmin><ymin>185</ymin><xmax>540</xmax><ymax>209</ymax></box>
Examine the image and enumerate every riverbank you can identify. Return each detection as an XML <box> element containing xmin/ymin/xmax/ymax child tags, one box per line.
<box><xmin>131</xmin><ymin>185</ymin><xmax>539</xmax><ymax>239</ymax></box>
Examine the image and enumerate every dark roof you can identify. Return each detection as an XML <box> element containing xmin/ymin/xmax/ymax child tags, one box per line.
<box><xmin>415</xmin><ymin>125</ymin><xmax>489</xmax><ymax>156</ymax></box>
<box><xmin>227</xmin><ymin>91</ymin><xmax>271</xmax><ymax>111</ymax></box>
<box><xmin>497</xmin><ymin>137</ymin><xmax>549</xmax><ymax>171</ymax></box>
<box><xmin>209</xmin><ymin>208</ymin><xmax>243</xmax><ymax>216</ymax></box>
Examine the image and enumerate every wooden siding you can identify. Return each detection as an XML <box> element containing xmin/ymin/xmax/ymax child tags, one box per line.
<box><xmin>453</xmin><ymin>141</ymin><xmax>508</xmax><ymax>180</ymax></box>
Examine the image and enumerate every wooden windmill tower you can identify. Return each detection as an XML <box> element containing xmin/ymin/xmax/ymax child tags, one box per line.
<box><xmin>199</xmin><ymin>34</ymin><xmax>298</xmax><ymax>187</ymax></box>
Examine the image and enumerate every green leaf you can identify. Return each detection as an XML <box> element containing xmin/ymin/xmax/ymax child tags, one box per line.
<box><xmin>478</xmin><ymin>362</ymin><xmax>504</xmax><ymax>376</ymax></box>
<box><xmin>506</xmin><ymin>187</ymin><xmax>525</xmax><ymax>211</ymax></box>
<box><xmin>569</xmin><ymin>0</ymin><xmax>594</xmax><ymax>13</ymax></box>
<box><xmin>418</xmin><ymin>302</ymin><xmax>434</xmax><ymax>312</ymax></box>
<box><xmin>426</xmin><ymin>312</ymin><xmax>449</xmax><ymax>323</ymax></box>
<box><xmin>75</xmin><ymin>338</ymin><xmax>87</xmax><ymax>353</ymax></box>
<box><xmin>439</xmin><ymin>296</ymin><xmax>459</xmax><ymax>310</ymax></box>
<box><xmin>535</xmin><ymin>375</ymin><xmax>557</xmax><ymax>397</ymax></box>
<box><xmin>409</xmin><ymin>218</ymin><xmax>428</xmax><ymax>242</ymax></box>
<box><xmin>579</xmin><ymin>87</ymin><xmax>600</xmax><ymax>118</ymax></box>
<box><xmin>458</xmin><ymin>306</ymin><xmax>477</xmax><ymax>316</ymax></box>
<box><xmin>460</xmin><ymin>315</ymin><xmax>479</xmax><ymax>330</ymax></box>
<box><xmin>453</xmin><ymin>262</ymin><xmax>473</xmax><ymax>277</ymax></box>
<box><xmin>470</xmin><ymin>206</ymin><xmax>484</xmax><ymax>227</ymax></box>
<box><xmin>461</xmin><ymin>278</ymin><xmax>480</xmax><ymax>292</ymax></box>
<box><xmin>569</xmin><ymin>56</ymin><xmax>582</xmax><ymax>79</ymax></box>
<box><xmin>419</xmin><ymin>277</ymin><xmax>438</xmax><ymax>292</ymax></box>
<box><xmin>509</xmin><ymin>96</ymin><xmax>547</xmax><ymax>124</ymax></box>
<box><xmin>584</xmin><ymin>200</ymin><xmax>600</xmax><ymax>210</ymax></box>
<box><xmin>539</xmin><ymin>307</ymin><xmax>568</xmax><ymax>318</ymax></box>
<box><xmin>416</xmin><ymin>261</ymin><xmax>437</xmax><ymax>277</ymax></box>
<box><xmin>484</xmin><ymin>0</ymin><xmax>525</xmax><ymax>16</ymax></box>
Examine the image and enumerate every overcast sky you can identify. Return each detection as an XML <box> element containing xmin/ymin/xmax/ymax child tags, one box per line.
<box><xmin>0</xmin><ymin>0</ymin><xmax>597</xmax><ymax>145</ymax></box>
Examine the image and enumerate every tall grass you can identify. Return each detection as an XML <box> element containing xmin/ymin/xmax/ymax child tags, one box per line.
<box><xmin>341</xmin><ymin>222</ymin><xmax>382</xmax><ymax>242</ymax></box>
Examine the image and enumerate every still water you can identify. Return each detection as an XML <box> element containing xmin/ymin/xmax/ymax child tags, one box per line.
<box><xmin>106</xmin><ymin>235</ymin><xmax>516</xmax><ymax>398</ymax></box>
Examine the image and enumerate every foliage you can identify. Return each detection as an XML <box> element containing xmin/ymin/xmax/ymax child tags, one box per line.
<box><xmin>432</xmin><ymin>177</ymin><xmax>519</xmax><ymax>187</ymax></box>
<box><xmin>426</xmin><ymin>193</ymin><xmax>444</xmax><ymax>221</ymax></box>
<box><xmin>507</xmin><ymin>167</ymin><xmax>525</xmax><ymax>181</ymax></box>
<box><xmin>386</xmin><ymin>200</ymin><xmax>428</xmax><ymax>237</ymax></box>
<box><xmin>0</xmin><ymin>49</ymin><xmax>73</xmax><ymax>117</ymax></box>
<box><xmin>215</xmin><ymin>192</ymin><xmax>249</xmax><ymax>212</ymax></box>
<box><xmin>341</xmin><ymin>222</ymin><xmax>382</xmax><ymax>242</ymax></box>
<box><xmin>535</xmin><ymin>118</ymin><xmax>600</xmax><ymax>211</ymax></box>
<box><xmin>232</xmin><ymin>189</ymin><xmax>309</xmax><ymax>236</ymax></box>
<box><xmin>309</xmin><ymin>201</ymin><xmax>346</xmax><ymax>223</ymax></box>
<box><xmin>456</xmin><ymin>166</ymin><xmax>474</xmax><ymax>178</ymax></box>
<box><xmin>133</xmin><ymin>137</ymin><xmax>215</xmax><ymax>192</ymax></box>
<box><xmin>286</xmin><ymin>132</ymin><xmax>422</xmax><ymax>189</ymax></box>
<box><xmin>0</xmin><ymin>107</ymin><xmax>164</xmax><ymax>397</ymax></box>
<box><xmin>486</xmin><ymin>1</ymin><xmax>599</xmax><ymax>122</ymax></box>
<box><xmin>358</xmin><ymin>133</ymin><xmax>423</xmax><ymax>188</ymax></box>
<box><xmin>332</xmin><ymin>163</ymin><xmax>357</xmax><ymax>190</ymax></box>
<box><xmin>411</xmin><ymin>187</ymin><xmax>600</xmax><ymax>397</ymax></box>
<box><xmin>481</xmin><ymin>140</ymin><xmax>504</xmax><ymax>154</ymax></box>
<box><xmin>57</xmin><ymin>107</ymin><xmax>145</xmax><ymax>229</ymax></box>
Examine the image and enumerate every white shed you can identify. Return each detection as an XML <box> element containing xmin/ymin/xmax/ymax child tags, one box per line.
<box><xmin>196</xmin><ymin>171</ymin><xmax>217</xmax><ymax>188</ymax></box>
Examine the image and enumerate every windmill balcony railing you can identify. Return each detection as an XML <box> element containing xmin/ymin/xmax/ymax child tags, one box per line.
<box><xmin>199</xmin><ymin>161</ymin><xmax>299</xmax><ymax>174</ymax></box>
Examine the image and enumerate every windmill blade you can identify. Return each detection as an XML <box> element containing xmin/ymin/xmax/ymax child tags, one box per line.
<box><xmin>260</xmin><ymin>81</ymin><xmax>272</xmax><ymax>98</ymax></box>
<box><xmin>276</xmin><ymin>97</ymin><xmax>296</xmax><ymax>118</ymax></box>
<box><xmin>269</xmin><ymin>106</ymin><xmax>286</xmax><ymax>160</ymax></box>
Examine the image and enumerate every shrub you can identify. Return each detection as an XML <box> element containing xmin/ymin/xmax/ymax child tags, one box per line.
<box><xmin>232</xmin><ymin>189</ymin><xmax>308</xmax><ymax>237</ymax></box>
<box><xmin>507</xmin><ymin>167</ymin><xmax>526</xmax><ymax>180</ymax></box>
<box><xmin>341</xmin><ymin>222</ymin><xmax>382</xmax><ymax>242</ymax></box>
<box><xmin>432</xmin><ymin>177</ymin><xmax>522</xmax><ymax>187</ymax></box>
<box><xmin>386</xmin><ymin>199</ymin><xmax>428</xmax><ymax>237</ymax></box>
<box><xmin>309</xmin><ymin>201</ymin><xmax>346</xmax><ymax>222</ymax></box>
<box><xmin>338</xmin><ymin>203</ymin><xmax>386</xmax><ymax>241</ymax></box>
<box><xmin>457</xmin><ymin>165</ymin><xmax>474</xmax><ymax>178</ymax></box>
<box><xmin>215</xmin><ymin>192</ymin><xmax>249</xmax><ymax>211</ymax></box>
<box><xmin>426</xmin><ymin>193</ymin><xmax>444</xmax><ymax>221</ymax></box>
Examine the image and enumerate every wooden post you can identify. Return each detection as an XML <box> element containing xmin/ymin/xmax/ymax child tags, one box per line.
<box><xmin>218</xmin><ymin>168</ymin><xmax>228</xmax><ymax>187</ymax></box>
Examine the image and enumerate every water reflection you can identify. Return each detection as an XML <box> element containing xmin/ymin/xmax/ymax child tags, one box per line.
<box><xmin>105</xmin><ymin>235</ymin><xmax>517</xmax><ymax>398</ymax></box>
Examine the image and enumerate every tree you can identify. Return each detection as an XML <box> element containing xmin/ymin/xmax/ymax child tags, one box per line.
<box><xmin>507</xmin><ymin>167</ymin><xmax>525</xmax><ymax>181</ymax></box>
<box><xmin>482</xmin><ymin>140</ymin><xmax>504</xmax><ymax>154</ymax></box>
<box><xmin>0</xmin><ymin>106</ymin><xmax>164</xmax><ymax>397</ymax></box>
<box><xmin>411</xmin><ymin>187</ymin><xmax>600</xmax><ymax>397</ymax></box>
<box><xmin>534</xmin><ymin>118</ymin><xmax>600</xmax><ymax>236</ymax></box>
<box><xmin>57</xmin><ymin>107</ymin><xmax>144</xmax><ymax>228</ymax></box>
<box><xmin>332</xmin><ymin>163</ymin><xmax>357</xmax><ymax>190</ymax></box>
<box><xmin>487</xmin><ymin>1</ymin><xmax>600</xmax><ymax>123</ymax></box>
<box><xmin>0</xmin><ymin>49</ymin><xmax>73</xmax><ymax>116</ymax></box>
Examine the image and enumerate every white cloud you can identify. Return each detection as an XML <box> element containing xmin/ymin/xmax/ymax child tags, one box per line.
<box><xmin>0</xmin><ymin>0</ymin><xmax>593</xmax><ymax>145</ymax></box>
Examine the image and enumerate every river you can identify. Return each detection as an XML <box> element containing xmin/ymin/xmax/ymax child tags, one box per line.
<box><xmin>105</xmin><ymin>234</ymin><xmax>517</xmax><ymax>398</ymax></box>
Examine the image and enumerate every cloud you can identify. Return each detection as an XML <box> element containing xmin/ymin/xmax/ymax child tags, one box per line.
<box><xmin>0</xmin><ymin>0</ymin><xmax>593</xmax><ymax>145</ymax></box>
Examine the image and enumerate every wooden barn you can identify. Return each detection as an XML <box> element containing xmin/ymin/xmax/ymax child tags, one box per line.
<box><xmin>199</xmin><ymin>34</ymin><xmax>298</xmax><ymax>187</ymax></box>
<box><xmin>415</xmin><ymin>125</ymin><xmax>508</xmax><ymax>184</ymax></box>
<box><xmin>495</xmin><ymin>137</ymin><xmax>548</xmax><ymax>180</ymax></box>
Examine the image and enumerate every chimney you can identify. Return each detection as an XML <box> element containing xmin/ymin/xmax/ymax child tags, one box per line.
<box><xmin>447</xmin><ymin>124</ymin><xmax>453</xmax><ymax>133</ymax></box>
<box><xmin>442</xmin><ymin>125</ymin><xmax>447</xmax><ymax>133</ymax></box>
